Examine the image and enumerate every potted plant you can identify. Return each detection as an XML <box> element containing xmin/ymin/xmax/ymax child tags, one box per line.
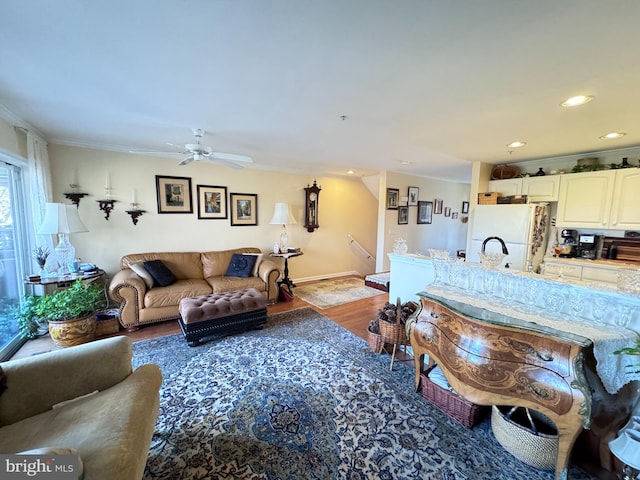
<box><xmin>42</xmin><ymin>279</ymin><xmax>106</xmax><ymax>347</ymax></box>
<box><xmin>12</xmin><ymin>295</ymin><xmax>49</xmax><ymax>339</ymax></box>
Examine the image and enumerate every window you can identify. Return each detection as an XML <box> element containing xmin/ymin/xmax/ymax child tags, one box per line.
<box><xmin>0</xmin><ymin>158</ymin><xmax>31</xmax><ymax>360</ymax></box>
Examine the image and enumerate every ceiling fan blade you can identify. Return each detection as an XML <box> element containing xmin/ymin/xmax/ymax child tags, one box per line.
<box><xmin>178</xmin><ymin>156</ymin><xmax>195</xmax><ymax>166</ymax></box>
<box><xmin>210</xmin><ymin>152</ymin><xmax>253</xmax><ymax>163</ymax></box>
<box><xmin>199</xmin><ymin>157</ymin><xmax>244</xmax><ymax>169</ymax></box>
<box><xmin>129</xmin><ymin>149</ymin><xmax>185</xmax><ymax>155</ymax></box>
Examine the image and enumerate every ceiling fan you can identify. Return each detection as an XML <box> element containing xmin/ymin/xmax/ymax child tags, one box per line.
<box><xmin>131</xmin><ymin>128</ymin><xmax>253</xmax><ymax>169</ymax></box>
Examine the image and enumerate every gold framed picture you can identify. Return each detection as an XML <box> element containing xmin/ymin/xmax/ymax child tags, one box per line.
<box><xmin>155</xmin><ymin>175</ymin><xmax>193</xmax><ymax>214</ymax></box>
<box><xmin>230</xmin><ymin>193</ymin><xmax>258</xmax><ymax>226</ymax></box>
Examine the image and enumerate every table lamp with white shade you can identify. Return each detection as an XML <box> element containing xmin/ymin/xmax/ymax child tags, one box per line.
<box><xmin>269</xmin><ymin>203</ymin><xmax>296</xmax><ymax>253</ymax></box>
<box><xmin>37</xmin><ymin>203</ymin><xmax>88</xmax><ymax>275</ymax></box>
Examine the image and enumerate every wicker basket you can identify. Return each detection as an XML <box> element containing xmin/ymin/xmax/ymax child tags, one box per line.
<box><xmin>95</xmin><ymin>308</ymin><xmax>121</xmax><ymax>337</ymax></box>
<box><xmin>420</xmin><ymin>368</ymin><xmax>487</xmax><ymax>428</ymax></box>
<box><xmin>378</xmin><ymin>298</ymin><xmax>415</xmax><ymax>346</ymax></box>
<box><xmin>491</xmin><ymin>405</ymin><xmax>558</xmax><ymax>470</ymax></box>
<box><xmin>367</xmin><ymin>327</ymin><xmax>392</xmax><ymax>353</ymax></box>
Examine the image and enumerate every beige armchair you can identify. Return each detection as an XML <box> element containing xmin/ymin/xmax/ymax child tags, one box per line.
<box><xmin>0</xmin><ymin>336</ymin><xmax>162</xmax><ymax>480</ymax></box>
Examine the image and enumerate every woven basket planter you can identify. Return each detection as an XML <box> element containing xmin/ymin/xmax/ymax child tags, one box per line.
<box><xmin>491</xmin><ymin>405</ymin><xmax>558</xmax><ymax>470</ymax></box>
<box><xmin>420</xmin><ymin>369</ymin><xmax>487</xmax><ymax>429</ymax></box>
<box><xmin>379</xmin><ymin>319</ymin><xmax>409</xmax><ymax>345</ymax></box>
<box><xmin>367</xmin><ymin>327</ymin><xmax>394</xmax><ymax>353</ymax></box>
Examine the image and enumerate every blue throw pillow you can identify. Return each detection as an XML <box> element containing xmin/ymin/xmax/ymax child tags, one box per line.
<box><xmin>143</xmin><ymin>260</ymin><xmax>178</xmax><ymax>287</ymax></box>
<box><xmin>225</xmin><ymin>254</ymin><xmax>257</xmax><ymax>278</ymax></box>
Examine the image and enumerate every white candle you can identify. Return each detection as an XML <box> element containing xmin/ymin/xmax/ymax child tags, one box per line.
<box><xmin>105</xmin><ymin>172</ymin><xmax>111</xmax><ymax>189</ymax></box>
<box><xmin>71</xmin><ymin>168</ymin><xmax>78</xmax><ymax>186</ymax></box>
<box><xmin>131</xmin><ymin>188</ymin><xmax>137</xmax><ymax>204</ymax></box>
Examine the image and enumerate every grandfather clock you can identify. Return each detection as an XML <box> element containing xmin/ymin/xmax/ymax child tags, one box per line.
<box><xmin>304</xmin><ymin>180</ymin><xmax>321</xmax><ymax>232</ymax></box>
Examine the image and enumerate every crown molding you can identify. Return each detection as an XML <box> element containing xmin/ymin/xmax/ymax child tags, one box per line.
<box><xmin>0</xmin><ymin>103</ymin><xmax>47</xmax><ymax>140</ymax></box>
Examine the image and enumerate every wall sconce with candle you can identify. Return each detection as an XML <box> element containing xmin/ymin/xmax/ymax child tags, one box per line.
<box><xmin>97</xmin><ymin>172</ymin><xmax>116</xmax><ymax>220</ymax></box>
<box><xmin>63</xmin><ymin>169</ymin><xmax>88</xmax><ymax>207</ymax></box>
<box><xmin>125</xmin><ymin>188</ymin><xmax>146</xmax><ymax>225</ymax></box>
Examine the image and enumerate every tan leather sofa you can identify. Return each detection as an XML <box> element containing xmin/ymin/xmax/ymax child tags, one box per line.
<box><xmin>109</xmin><ymin>248</ymin><xmax>280</xmax><ymax>331</ymax></box>
<box><xmin>0</xmin><ymin>336</ymin><xmax>162</xmax><ymax>480</ymax></box>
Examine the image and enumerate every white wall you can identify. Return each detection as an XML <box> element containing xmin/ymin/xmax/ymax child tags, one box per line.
<box><xmin>47</xmin><ymin>145</ymin><xmax>380</xmax><ymax>281</ymax></box>
<box><xmin>379</xmin><ymin>171</ymin><xmax>470</xmax><ymax>271</ymax></box>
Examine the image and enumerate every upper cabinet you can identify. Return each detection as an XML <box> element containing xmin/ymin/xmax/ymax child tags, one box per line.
<box><xmin>488</xmin><ymin>175</ymin><xmax>560</xmax><ymax>202</ymax></box>
<box><xmin>521</xmin><ymin>175</ymin><xmax>560</xmax><ymax>202</ymax></box>
<box><xmin>609</xmin><ymin>169</ymin><xmax>640</xmax><ymax>229</ymax></box>
<box><xmin>556</xmin><ymin>169</ymin><xmax>640</xmax><ymax>229</ymax></box>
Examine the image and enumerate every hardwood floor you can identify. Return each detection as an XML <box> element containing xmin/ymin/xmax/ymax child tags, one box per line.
<box><xmin>11</xmin><ymin>279</ymin><xmax>391</xmax><ymax>359</ymax></box>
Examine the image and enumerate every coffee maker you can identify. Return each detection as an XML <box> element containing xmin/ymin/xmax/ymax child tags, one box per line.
<box><xmin>576</xmin><ymin>234</ymin><xmax>604</xmax><ymax>259</ymax></box>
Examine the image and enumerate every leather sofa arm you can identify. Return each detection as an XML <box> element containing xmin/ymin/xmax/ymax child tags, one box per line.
<box><xmin>258</xmin><ymin>258</ymin><xmax>281</xmax><ymax>302</ymax></box>
<box><xmin>109</xmin><ymin>269</ymin><xmax>147</xmax><ymax>329</ymax></box>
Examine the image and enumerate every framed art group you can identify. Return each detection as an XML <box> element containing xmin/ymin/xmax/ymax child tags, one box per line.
<box><xmin>155</xmin><ymin>175</ymin><xmax>258</xmax><ymax>226</ymax></box>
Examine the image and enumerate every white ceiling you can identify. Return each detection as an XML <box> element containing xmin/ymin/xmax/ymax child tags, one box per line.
<box><xmin>1</xmin><ymin>0</ymin><xmax>640</xmax><ymax>183</ymax></box>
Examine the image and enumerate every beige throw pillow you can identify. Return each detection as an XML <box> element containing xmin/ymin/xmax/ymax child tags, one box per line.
<box><xmin>129</xmin><ymin>261</ymin><xmax>154</xmax><ymax>289</ymax></box>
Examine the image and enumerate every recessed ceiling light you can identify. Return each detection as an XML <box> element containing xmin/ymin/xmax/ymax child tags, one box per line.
<box><xmin>400</xmin><ymin>160</ymin><xmax>414</xmax><ymax>166</ymax></box>
<box><xmin>599</xmin><ymin>132</ymin><xmax>626</xmax><ymax>140</ymax></box>
<box><xmin>561</xmin><ymin>95</ymin><xmax>594</xmax><ymax>107</ymax></box>
<box><xmin>506</xmin><ymin>141</ymin><xmax>526</xmax><ymax>148</ymax></box>
<box><xmin>347</xmin><ymin>170</ymin><xmax>354</xmax><ymax>175</ymax></box>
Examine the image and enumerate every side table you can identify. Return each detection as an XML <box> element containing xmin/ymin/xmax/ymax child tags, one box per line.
<box><xmin>269</xmin><ymin>251</ymin><xmax>303</xmax><ymax>294</ymax></box>
<box><xmin>24</xmin><ymin>269</ymin><xmax>107</xmax><ymax>296</ymax></box>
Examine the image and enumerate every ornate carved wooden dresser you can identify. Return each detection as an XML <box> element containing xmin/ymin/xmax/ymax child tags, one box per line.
<box><xmin>408</xmin><ymin>291</ymin><xmax>592</xmax><ymax>480</ymax></box>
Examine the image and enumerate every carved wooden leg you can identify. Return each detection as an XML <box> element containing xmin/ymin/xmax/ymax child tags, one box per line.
<box><xmin>413</xmin><ymin>348</ymin><xmax>425</xmax><ymax>392</ymax></box>
<box><xmin>554</xmin><ymin>422</ymin><xmax>584</xmax><ymax>480</ymax></box>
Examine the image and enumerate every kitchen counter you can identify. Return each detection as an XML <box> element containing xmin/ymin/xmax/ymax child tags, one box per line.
<box><xmin>544</xmin><ymin>256</ymin><xmax>640</xmax><ymax>268</ymax></box>
<box><xmin>542</xmin><ymin>256</ymin><xmax>640</xmax><ymax>286</ymax></box>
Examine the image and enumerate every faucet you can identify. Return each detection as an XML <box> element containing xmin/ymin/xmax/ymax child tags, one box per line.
<box><xmin>481</xmin><ymin>236</ymin><xmax>509</xmax><ymax>255</ymax></box>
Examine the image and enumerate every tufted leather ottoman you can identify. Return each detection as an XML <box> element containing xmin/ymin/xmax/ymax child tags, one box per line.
<box><xmin>178</xmin><ymin>288</ymin><xmax>268</xmax><ymax>346</ymax></box>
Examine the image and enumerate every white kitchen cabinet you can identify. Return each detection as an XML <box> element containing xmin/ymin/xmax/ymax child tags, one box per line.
<box><xmin>581</xmin><ymin>265</ymin><xmax>620</xmax><ymax>284</ymax></box>
<box><xmin>488</xmin><ymin>178</ymin><xmax>521</xmax><ymax>196</ymax></box>
<box><xmin>521</xmin><ymin>175</ymin><xmax>560</xmax><ymax>202</ymax></box>
<box><xmin>609</xmin><ymin>169</ymin><xmax>640</xmax><ymax>229</ymax></box>
<box><xmin>542</xmin><ymin>259</ymin><xmax>582</xmax><ymax>280</ymax></box>
<box><xmin>489</xmin><ymin>175</ymin><xmax>560</xmax><ymax>202</ymax></box>
<box><xmin>556</xmin><ymin>169</ymin><xmax>640</xmax><ymax>229</ymax></box>
<box><xmin>556</xmin><ymin>170</ymin><xmax>616</xmax><ymax>228</ymax></box>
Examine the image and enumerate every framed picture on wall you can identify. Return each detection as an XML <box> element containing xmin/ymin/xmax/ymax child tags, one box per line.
<box><xmin>197</xmin><ymin>184</ymin><xmax>227</xmax><ymax>219</ymax></box>
<box><xmin>386</xmin><ymin>188</ymin><xmax>399</xmax><ymax>209</ymax></box>
<box><xmin>434</xmin><ymin>198</ymin><xmax>443</xmax><ymax>214</ymax></box>
<box><xmin>452</xmin><ymin>212</ymin><xmax>459</xmax><ymax>219</ymax></box>
<box><xmin>155</xmin><ymin>175</ymin><xmax>193</xmax><ymax>214</ymax></box>
<box><xmin>417</xmin><ymin>201</ymin><xmax>433</xmax><ymax>224</ymax></box>
<box><xmin>408</xmin><ymin>186</ymin><xmax>419</xmax><ymax>206</ymax></box>
<box><xmin>398</xmin><ymin>206</ymin><xmax>409</xmax><ymax>224</ymax></box>
<box><xmin>444</xmin><ymin>206</ymin><xmax>451</xmax><ymax>217</ymax></box>
<box><xmin>230</xmin><ymin>193</ymin><xmax>258</xmax><ymax>226</ymax></box>
<box><xmin>462</xmin><ymin>201</ymin><xmax>469</xmax><ymax>214</ymax></box>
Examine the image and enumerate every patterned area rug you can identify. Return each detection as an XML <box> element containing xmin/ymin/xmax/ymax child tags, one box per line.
<box><xmin>133</xmin><ymin>308</ymin><xmax>597</xmax><ymax>480</ymax></box>
<box><xmin>294</xmin><ymin>277</ymin><xmax>385</xmax><ymax>309</ymax></box>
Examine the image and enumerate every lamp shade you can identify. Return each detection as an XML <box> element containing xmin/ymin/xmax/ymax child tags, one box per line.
<box><xmin>610</xmin><ymin>427</ymin><xmax>640</xmax><ymax>469</ymax></box>
<box><xmin>269</xmin><ymin>203</ymin><xmax>296</xmax><ymax>225</ymax></box>
<box><xmin>37</xmin><ymin>203</ymin><xmax>89</xmax><ymax>234</ymax></box>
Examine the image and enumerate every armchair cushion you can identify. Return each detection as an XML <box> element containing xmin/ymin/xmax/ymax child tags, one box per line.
<box><xmin>143</xmin><ymin>260</ymin><xmax>178</xmax><ymax>287</ymax></box>
<box><xmin>224</xmin><ymin>254</ymin><xmax>257</xmax><ymax>278</ymax></box>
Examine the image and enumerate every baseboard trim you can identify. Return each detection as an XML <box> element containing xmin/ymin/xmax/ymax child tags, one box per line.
<box><xmin>292</xmin><ymin>271</ymin><xmax>361</xmax><ymax>284</ymax></box>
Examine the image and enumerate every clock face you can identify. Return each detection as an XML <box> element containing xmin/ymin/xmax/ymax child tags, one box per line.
<box><xmin>310</xmin><ymin>193</ymin><xmax>317</xmax><ymax>202</ymax></box>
